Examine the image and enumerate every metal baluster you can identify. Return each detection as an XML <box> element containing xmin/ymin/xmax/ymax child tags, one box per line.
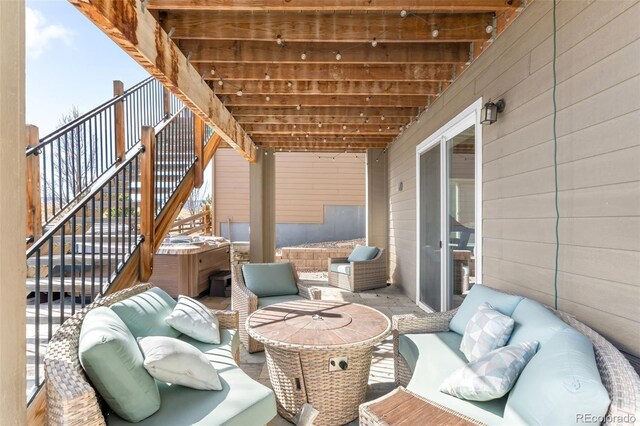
<box><xmin>47</xmin><ymin>238</ymin><xmax>53</xmax><ymax>341</ymax></box>
<box><xmin>91</xmin><ymin>197</ymin><xmax>96</xmax><ymax>300</ymax></box>
<box><xmin>99</xmin><ymin>188</ymin><xmax>105</xmax><ymax>296</ymax></box>
<box><xmin>107</xmin><ymin>179</ymin><xmax>112</xmax><ymax>282</ymax></box>
<box><xmin>42</xmin><ymin>149</ymin><xmax>49</xmax><ymax>224</ymax></box>
<box><xmin>71</xmin><ymin>215</ymin><xmax>76</xmax><ymax>315</ymax></box>
<box><xmin>34</xmin><ymin>248</ymin><xmax>41</xmax><ymax>388</ymax></box>
<box><xmin>81</xmin><ymin>206</ymin><xmax>87</xmax><ymax>308</ymax></box>
<box><xmin>60</xmin><ymin>226</ymin><xmax>65</xmax><ymax>325</ymax></box>
<box><xmin>114</xmin><ymin>173</ymin><xmax>119</xmax><ymax>268</ymax></box>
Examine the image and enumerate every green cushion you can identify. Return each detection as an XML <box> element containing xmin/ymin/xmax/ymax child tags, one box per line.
<box><xmin>257</xmin><ymin>294</ymin><xmax>305</xmax><ymax>309</ymax></box>
<box><xmin>507</xmin><ymin>298</ymin><xmax>570</xmax><ymax>349</ymax></box>
<box><xmin>79</xmin><ymin>307</ymin><xmax>160</xmax><ymax>423</ymax></box>
<box><xmin>110</xmin><ymin>287</ymin><xmax>180</xmax><ymax>339</ymax></box>
<box><xmin>449</xmin><ymin>285</ymin><xmax>524</xmax><ymax>335</ymax></box>
<box><xmin>242</xmin><ymin>263</ymin><xmax>299</xmax><ymax>297</ymax></box>
<box><xmin>347</xmin><ymin>245</ymin><xmax>379</xmax><ymax>262</ymax></box>
<box><xmin>330</xmin><ymin>263</ymin><xmax>351</xmax><ymax>275</ymax></box>
<box><xmin>504</xmin><ymin>328</ymin><xmax>610</xmax><ymax>425</ymax></box>
<box><xmin>106</xmin><ymin>329</ymin><xmax>277</xmax><ymax>426</ymax></box>
<box><xmin>399</xmin><ymin>332</ymin><xmax>508</xmax><ymax>425</ymax></box>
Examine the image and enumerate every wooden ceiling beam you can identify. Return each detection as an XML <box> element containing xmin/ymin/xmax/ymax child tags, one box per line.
<box><xmin>180</xmin><ymin>40</ymin><xmax>470</xmax><ymax>64</ymax></box>
<box><xmin>246</xmin><ymin>124</ymin><xmax>405</xmax><ymax>135</ymax></box>
<box><xmin>67</xmin><ymin>0</ymin><xmax>257</xmax><ymax>162</ymax></box>
<box><xmin>222</xmin><ymin>94</ymin><xmax>430</xmax><ymax>107</ymax></box>
<box><xmin>229</xmin><ymin>106</ymin><xmax>419</xmax><ymax>117</ymax></box>
<box><xmin>200</xmin><ymin>63</ymin><xmax>456</xmax><ymax>81</ymax></box>
<box><xmin>237</xmin><ymin>115</ymin><xmax>409</xmax><ymax>125</ymax></box>
<box><xmin>254</xmin><ymin>136</ymin><xmax>392</xmax><ymax>143</ymax></box>
<box><xmin>161</xmin><ymin>11</ymin><xmax>494</xmax><ymax>42</ymax></box>
<box><xmin>210</xmin><ymin>80</ymin><xmax>446</xmax><ymax>96</ymax></box>
<box><xmin>148</xmin><ymin>0</ymin><xmax>518</xmax><ymax>12</ymax></box>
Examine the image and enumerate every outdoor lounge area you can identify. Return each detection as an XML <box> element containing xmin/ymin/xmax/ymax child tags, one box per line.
<box><xmin>1</xmin><ymin>0</ymin><xmax>640</xmax><ymax>425</ymax></box>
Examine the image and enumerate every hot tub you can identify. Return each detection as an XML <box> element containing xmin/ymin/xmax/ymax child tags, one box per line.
<box><xmin>149</xmin><ymin>236</ymin><xmax>231</xmax><ymax>297</ymax></box>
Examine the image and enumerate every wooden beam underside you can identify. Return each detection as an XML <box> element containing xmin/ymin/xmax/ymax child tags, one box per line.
<box><xmin>67</xmin><ymin>0</ymin><xmax>257</xmax><ymax>161</ymax></box>
<box><xmin>160</xmin><ymin>11</ymin><xmax>494</xmax><ymax>42</ymax></box>
<box><xmin>147</xmin><ymin>2</ymin><xmax>523</xmax><ymax>152</ymax></box>
<box><xmin>147</xmin><ymin>0</ymin><xmax>519</xmax><ymax>12</ymax></box>
<box><xmin>180</xmin><ymin>40</ymin><xmax>470</xmax><ymax>64</ymax></box>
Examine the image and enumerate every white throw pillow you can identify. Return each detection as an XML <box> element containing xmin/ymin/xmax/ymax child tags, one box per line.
<box><xmin>440</xmin><ymin>341</ymin><xmax>539</xmax><ymax>401</ymax></box>
<box><xmin>138</xmin><ymin>336</ymin><xmax>222</xmax><ymax>391</ymax></box>
<box><xmin>460</xmin><ymin>302</ymin><xmax>515</xmax><ymax>362</ymax></box>
<box><xmin>165</xmin><ymin>295</ymin><xmax>220</xmax><ymax>344</ymax></box>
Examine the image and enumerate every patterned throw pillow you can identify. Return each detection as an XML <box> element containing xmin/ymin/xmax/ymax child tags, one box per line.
<box><xmin>460</xmin><ymin>302</ymin><xmax>515</xmax><ymax>362</ymax></box>
<box><xmin>440</xmin><ymin>341</ymin><xmax>539</xmax><ymax>401</ymax></box>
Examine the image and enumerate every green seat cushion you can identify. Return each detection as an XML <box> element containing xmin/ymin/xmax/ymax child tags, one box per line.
<box><xmin>399</xmin><ymin>332</ymin><xmax>508</xmax><ymax>425</ymax></box>
<box><xmin>242</xmin><ymin>263</ymin><xmax>299</xmax><ymax>297</ymax></box>
<box><xmin>507</xmin><ymin>298</ymin><xmax>570</xmax><ymax>349</ymax></box>
<box><xmin>79</xmin><ymin>307</ymin><xmax>160</xmax><ymax>423</ymax></box>
<box><xmin>106</xmin><ymin>329</ymin><xmax>277</xmax><ymax>426</ymax></box>
<box><xmin>347</xmin><ymin>245</ymin><xmax>379</xmax><ymax>262</ymax></box>
<box><xmin>505</xmin><ymin>328</ymin><xmax>610</xmax><ymax>425</ymax></box>
<box><xmin>449</xmin><ymin>285</ymin><xmax>524</xmax><ymax>335</ymax></box>
<box><xmin>330</xmin><ymin>263</ymin><xmax>351</xmax><ymax>275</ymax></box>
<box><xmin>257</xmin><ymin>294</ymin><xmax>305</xmax><ymax>309</ymax></box>
<box><xmin>110</xmin><ymin>287</ymin><xmax>180</xmax><ymax>339</ymax></box>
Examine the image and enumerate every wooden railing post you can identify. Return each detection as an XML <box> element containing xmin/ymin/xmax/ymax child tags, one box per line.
<box><xmin>140</xmin><ymin>126</ymin><xmax>155</xmax><ymax>281</ymax></box>
<box><xmin>113</xmin><ymin>80</ymin><xmax>125</xmax><ymax>163</ymax></box>
<box><xmin>163</xmin><ymin>87</ymin><xmax>171</xmax><ymax>118</ymax></box>
<box><xmin>25</xmin><ymin>125</ymin><xmax>42</xmax><ymax>245</ymax></box>
<box><xmin>194</xmin><ymin>115</ymin><xmax>205</xmax><ymax>188</ymax></box>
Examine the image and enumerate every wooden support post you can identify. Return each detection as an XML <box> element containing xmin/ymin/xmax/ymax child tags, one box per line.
<box><xmin>163</xmin><ymin>87</ymin><xmax>171</xmax><ymax>118</ymax></box>
<box><xmin>194</xmin><ymin>114</ymin><xmax>205</xmax><ymax>188</ymax></box>
<box><xmin>140</xmin><ymin>126</ymin><xmax>155</xmax><ymax>281</ymax></box>
<box><xmin>25</xmin><ymin>125</ymin><xmax>42</xmax><ymax>245</ymax></box>
<box><xmin>113</xmin><ymin>80</ymin><xmax>125</xmax><ymax>163</ymax></box>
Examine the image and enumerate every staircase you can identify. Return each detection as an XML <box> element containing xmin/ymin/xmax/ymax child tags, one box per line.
<box><xmin>25</xmin><ymin>78</ymin><xmax>216</xmax><ymax>403</ymax></box>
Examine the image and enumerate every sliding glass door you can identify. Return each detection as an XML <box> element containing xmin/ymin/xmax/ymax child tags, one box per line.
<box><xmin>416</xmin><ymin>100</ymin><xmax>482</xmax><ymax>312</ymax></box>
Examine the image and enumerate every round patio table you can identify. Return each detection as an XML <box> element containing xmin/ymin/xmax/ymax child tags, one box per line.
<box><xmin>247</xmin><ymin>299</ymin><xmax>391</xmax><ymax>426</ymax></box>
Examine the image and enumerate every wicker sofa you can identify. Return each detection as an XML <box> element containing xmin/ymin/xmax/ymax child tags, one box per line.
<box><xmin>390</xmin><ymin>285</ymin><xmax>640</xmax><ymax>425</ymax></box>
<box><xmin>44</xmin><ymin>283</ymin><xmax>277</xmax><ymax>425</ymax></box>
<box><xmin>328</xmin><ymin>247</ymin><xmax>387</xmax><ymax>292</ymax></box>
<box><xmin>231</xmin><ymin>262</ymin><xmax>321</xmax><ymax>353</ymax></box>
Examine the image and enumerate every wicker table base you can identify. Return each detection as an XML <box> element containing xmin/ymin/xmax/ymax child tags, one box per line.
<box><xmin>266</xmin><ymin>345</ymin><xmax>374</xmax><ymax>425</ymax></box>
<box><xmin>247</xmin><ymin>300</ymin><xmax>391</xmax><ymax>426</ymax></box>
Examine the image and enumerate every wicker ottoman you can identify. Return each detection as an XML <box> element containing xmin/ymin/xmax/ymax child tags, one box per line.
<box><xmin>247</xmin><ymin>300</ymin><xmax>391</xmax><ymax>426</ymax></box>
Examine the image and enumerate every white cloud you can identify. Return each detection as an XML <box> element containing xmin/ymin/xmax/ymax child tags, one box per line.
<box><xmin>26</xmin><ymin>7</ymin><xmax>73</xmax><ymax>58</ymax></box>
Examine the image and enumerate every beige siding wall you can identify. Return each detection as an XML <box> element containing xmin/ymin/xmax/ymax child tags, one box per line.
<box><xmin>387</xmin><ymin>0</ymin><xmax>640</xmax><ymax>356</ymax></box>
<box><xmin>214</xmin><ymin>147</ymin><xmax>365</xmax><ymax>229</ymax></box>
<box><xmin>214</xmin><ymin>146</ymin><xmax>251</xmax><ymax>228</ymax></box>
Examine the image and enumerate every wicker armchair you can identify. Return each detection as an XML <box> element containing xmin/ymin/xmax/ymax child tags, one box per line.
<box><xmin>328</xmin><ymin>248</ymin><xmax>387</xmax><ymax>292</ymax></box>
<box><xmin>43</xmin><ymin>283</ymin><xmax>240</xmax><ymax>426</ymax></box>
<box><xmin>392</xmin><ymin>309</ymin><xmax>640</xmax><ymax>425</ymax></box>
<box><xmin>231</xmin><ymin>263</ymin><xmax>321</xmax><ymax>353</ymax></box>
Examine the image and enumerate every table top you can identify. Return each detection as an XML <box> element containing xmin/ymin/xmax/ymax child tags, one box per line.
<box><xmin>362</xmin><ymin>387</ymin><xmax>483</xmax><ymax>426</ymax></box>
<box><xmin>247</xmin><ymin>300</ymin><xmax>391</xmax><ymax>350</ymax></box>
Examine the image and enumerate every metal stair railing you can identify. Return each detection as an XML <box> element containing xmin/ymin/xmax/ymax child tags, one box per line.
<box><xmin>25</xmin><ymin>77</ymin><xmax>180</xmax><ymax>228</ymax></box>
<box><xmin>25</xmin><ymin>81</ymin><xmax>210</xmax><ymax>404</ymax></box>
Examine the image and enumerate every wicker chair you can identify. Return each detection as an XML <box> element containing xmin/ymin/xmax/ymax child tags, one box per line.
<box><xmin>231</xmin><ymin>263</ymin><xmax>321</xmax><ymax>353</ymax></box>
<box><xmin>328</xmin><ymin>248</ymin><xmax>387</xmax><ymax>292</ymax></box>
<box><xmin>392</xmin><ymin>308</ymin><xmax>640</xmax><ymax>425</ymax></box>
<box><xmin>43</xmin><ymin>283</ymin><xmax>240</xmax><ymax>426</ymax></box>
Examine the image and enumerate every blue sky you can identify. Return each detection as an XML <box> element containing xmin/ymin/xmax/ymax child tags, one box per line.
<box><xmin>26</xmin><ymin>0</ymin><xmax>213</xmax><ymax>195</ymax></box>
<box><xmin>26</xmin><ymin>0</ymin><xmax>150</xmax><ymax>135</ymax></box>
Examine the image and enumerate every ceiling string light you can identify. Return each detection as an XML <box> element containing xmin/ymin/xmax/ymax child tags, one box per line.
<box><xmin>371</xmin><ymin>37</ymin><xmax>378</xmax><ymax>47</ymax></box>
<box><xmin>431</xmin><ymin>26</ymin><xmax>440</xmax><ymax>38</ymax></box>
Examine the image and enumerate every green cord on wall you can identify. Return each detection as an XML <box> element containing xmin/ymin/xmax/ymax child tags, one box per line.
<box><xmin>552</xmin><ymin>0</ymin><xmax>560</xmax><ymax>310</ymax></box>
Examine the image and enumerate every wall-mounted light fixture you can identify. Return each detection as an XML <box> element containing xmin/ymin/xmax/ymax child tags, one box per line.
<box><xmin>481</xmin><ymin>99</ymin><xmax>505</xmax><ymax>125</ymax></box>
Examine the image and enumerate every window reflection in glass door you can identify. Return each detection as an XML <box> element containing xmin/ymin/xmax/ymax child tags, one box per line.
<box><xmin>446</xmin><ymin>125</ymin><xmax>476</xmax><ymax>309</ymax></box>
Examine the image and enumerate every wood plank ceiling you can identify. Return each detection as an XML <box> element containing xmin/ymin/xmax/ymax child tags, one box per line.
<box><xmin>147</xmin><ymin>0</ymin><xmax>524</xmax><ymax>152</ymax></box>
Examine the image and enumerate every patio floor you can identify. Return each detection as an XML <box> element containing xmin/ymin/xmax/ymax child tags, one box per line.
<box><xmin>200</xmin><ymin>272</ymin><xmax>425</xmax><ymax>426</ymax></box>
